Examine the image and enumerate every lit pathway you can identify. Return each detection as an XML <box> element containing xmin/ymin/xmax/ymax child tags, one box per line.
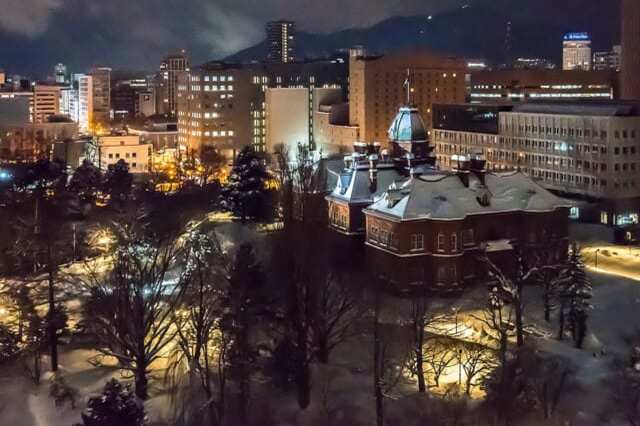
<box><xmin>581</xmin><ymin>245</ymin><xmax>640</xmax><ymax>282</ymax></box>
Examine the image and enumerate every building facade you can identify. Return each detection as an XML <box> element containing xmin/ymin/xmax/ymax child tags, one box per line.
<box><xmin>470</xmin><ymin>69</ymin><xmax>617</xmax><ymax>102</ymax></box>
<box><xmin>266</xmin><ymin>21</ymin><xmax>295</xmax><ymax>64</ymax></box>
<box><xmin>90</xmin><ymin>67</ymin><xmax>112</xmax><ymax>125</ymax></box>
<box><xmin>621</xmin><ymin>0</ymin><xmax>640</xmax><ymax>100</ymax></box>
<box><xmin>326</xmin><ymin>105</ymin><xmax>569</xmax><ymax>290</ymax></box>
<box><xmin>433</xmin><ymin>102</ymin><xmax>640</xmax><ymax>226</ymax></box>
<box><xmin>32</xmin><ymin>84</ymin><xmax>62</xmax><ymax>123</ymax></box>
<box><xmin>176</xmin><ymin>59</ymin><xmax>348</xmax><ymax>158</ymax></box>
<box><xmin>593</xmin><ymin>45</ymin><xmax>622</xmax><ymax>71</ymax></box>
<box><xmin>348</xmin><ymin>50</ymin><xmax>467</xmax><ymax>145</ymax></box>
<box><xmin>562</xmin><ymin>33</ymin><xmax>592</xmax><ymax>71</ymax></box>
<box><xmin>97</xmin><ymin>134</ymin><xmax>151</xmax><ymax>173</ymax></box>
<box><xmin>0</xmin><ymin>121</ymin><xmax>78</xmax><ymax>161</ymax></box>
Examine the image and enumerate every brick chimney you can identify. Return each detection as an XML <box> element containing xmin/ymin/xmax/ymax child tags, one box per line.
<box><xmin>369</xmin><ymin>154</ymin><xmax>379</xmax><ymax>193</ymax></box>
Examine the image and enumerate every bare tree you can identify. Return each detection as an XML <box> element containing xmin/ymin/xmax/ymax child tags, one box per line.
<box><xmin>407</xmin><ymin>293</ymin><xmax>430</xmax><ymax>393</ymax></box>
<box><xmin>423</xmin><ymin>338</ymin><xmax>457</xmax><ymax>389</ymax></box>
<box><xmin>480</xmin><ymin>253</ymin><xmax>537</xmax><ymax>347</ymax></box>
<box><xmin>166</xmin><ymin>230</ymin><xmax>229</xmax><ymax>426</ymax></box>
<box><xmin>311</xmin><ymin>272</ymin><xmax>360</xmax><ymax>364</ymax></box>
<box><xmin>83</xmin><ymin>225</ymin><xmax>189</xmax><ymax>399</ymax></box>
<box><xmin>456</xmin><ymin>342</ymin><xmax>496</xmax><ymax>395</ymax></box>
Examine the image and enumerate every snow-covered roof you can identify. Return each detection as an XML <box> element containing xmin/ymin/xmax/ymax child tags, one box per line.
<box><xmin>365</xmin><ymin>171</ymin><xmax>570</xmax><ymax>221</ymax></box>
<box><xmin>327</xmin><ymin>166</ymin><xmax>406</xmax><ymax>204</ymax></box>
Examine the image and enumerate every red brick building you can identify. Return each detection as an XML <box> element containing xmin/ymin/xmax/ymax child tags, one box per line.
<box><xmin>326</xmin><ymin>105</ymin><xmax>570</xmax><ymax>291</ymax></box>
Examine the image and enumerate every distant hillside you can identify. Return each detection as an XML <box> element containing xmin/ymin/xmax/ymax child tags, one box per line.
<box><xmin>227</xmin><ymin>0</ymin><xmax>618</xmax><ymax>65</ymax></box>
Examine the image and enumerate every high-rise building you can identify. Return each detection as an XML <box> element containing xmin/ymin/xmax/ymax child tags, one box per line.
<box><xmin>621</xmin><ymin>0</ymin><xmax>640</xmax><ymax>100</ymax></box>
<box><xmin>348</xmin><ymin>51</ymin><xmax>467</xmax><ymax>145</ymax></box>
<box><xmin>90</xmin><ymin>67</ymin><xmax>112</xmax><ymax>125</ymax></box>
<box><xmin>176</xmin><ymin>59</ymin><xmax>347</xmax><ymax>158</ymax></box>
<box><xmin>593</xmin><ymin>45</ymin><xmax>622</xmax><ymax>71</ymax></box>
<box><xmin>156</xmin><ymin>50</ymin><xmax>189</xmax><ymax>115</ymax></box>
<box><xmin>266</xmin><ymin>20</ymin><xmax>296</xmax><ymax>63</ymax></box>
<box><xmin>54</xmin><ymin>63</ymin><xmax>68</xmax><ymax>84</ymax></box>
<box><xmin>563</xmin><ymin>33</ymin><xmax>592</xmax><ymax>71</ymax></box>
<box><xmin>111</xmin><ymin>75</ymin><xmax>149</xmax><ymax>121</ymax></box>
<box><xmin>32</xmin><ymin>84</ymin><xmax>62</xmax><ymax>123</ymax></box>
<box><xmin>60</xmin><ymin>86</ymin><xmax>79</xmax><ymax>121</ymax></box>
<box><xmin>75</xmin><ymin>74</ymin><xmax>94</xmax><ymax>133</ymax></box>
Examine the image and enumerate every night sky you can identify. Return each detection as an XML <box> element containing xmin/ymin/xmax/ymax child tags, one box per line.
<box><xmin>0</xmin><ymin>0</ymin><xmax>617</xmax><ymax>76</ymax></box>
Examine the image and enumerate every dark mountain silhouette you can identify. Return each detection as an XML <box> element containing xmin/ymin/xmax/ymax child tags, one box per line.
<box><xmin>227</xmin><ymin>0</ymin><xmax>618</xmax><ymax>65</ymax></box>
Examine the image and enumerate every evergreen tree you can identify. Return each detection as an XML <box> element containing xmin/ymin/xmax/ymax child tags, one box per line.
<box><xmin>561</xmin><ymin>244</ymin><xmax>592</xmax><ymax>348</ymax></box>
<box><xmin>200</xmin><ymin>145</ymin><xmax>227</xmax><ymax>186</ymax></box>
<box><xmin>220</xmin><ymin>146</ymin><xmax>271</xmax><ymax>222</ymax></box>
<box><xmin>78</xmin><ymin>379</ymin><xmax>146</xmax><ymax>426</ymax></box>
<box><xmin>103</xmin><ymin>160</ymin><xmax>133</xmax><ymax>208</ymax></box>
<box><xmin>68</xmin><ymin>160</ymin><xmax>102</xmax><ymax>203</ymax></box>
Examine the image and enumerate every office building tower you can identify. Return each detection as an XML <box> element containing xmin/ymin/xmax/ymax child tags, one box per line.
<box><xmin>348</xmin><ymin>51</ymin><xmax>467</xmax><ymax>144</ymax></box>
<box><xmin>176</xmin><ymin>59</ymin><xmax>347</xmax><ymax>158</ymax></box>
<box><xmin>90</xmin><ymin>67</ymin><xmax>112</xmax><ymax>125</ymax></box>
<box><xmin>267</xmin><ymin>20</ymin><xmax>296</xmax><ymax>63</ymax></box>
<box><xmin>75</xmin><ymin>74</ymin><xmax>94</xmax><ymax>133</ymax></box>
<box><xmin>563</xmin><ymin>33</ymin><xmax>592</xmax><ymax>71</ymax></box>
<box><xmin>157</xmin><ymin>50</ymin><xmax>189</xmax><ymax>115</ymax></box>
<box><xmin>54</xmin><ymin>63</ymin><xmax>68</xmax><ymax>84</ymax></box>
<box><xmin>622</xmin><ymin>0</ymin><xmax>640</xmax><ymax>99</ymax></box>
<box><xmin>32</xmin><ymin>84</ymin><xmax>62</xmax><ymax>123</ymax></box>
<box><xmin>593</xmin><ymin>45</ymin><xmax>622</xmax><ymax>71</ymax></box>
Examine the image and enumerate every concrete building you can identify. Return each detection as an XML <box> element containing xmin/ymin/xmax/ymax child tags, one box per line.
<box><xmin>470</xmin><ymin>69</ymin><xmax>617</xmax><ymax>102</ymax></box>
<box><xmin>621</xmin><ymin>0</ymin><xmax>640</xmax><ymax>100</ymax></box>
<box><xmin>97</xmin><ymin>134</ymin><xmax>151</xmax><ymax>173</ymax></box>
<box><xmin>156</xmin><ymin>50</ymin><xmax>189</xmax><ymax>115</ymax></box>
<box><xmin>433</xmin><ymin>102</ymin><xmax>640</xmax><ymax>226</ymax></box>
<box><xmin>563</xmin><ymin>33</ymin><xmax>592</xmax><ymax>71</ymax></box>
<box><xmin>111</xmin><ymin>76</ymin><xmax>149</xmax><ymax>121</ymax></box>
<box><xmin>75</xmin><ymin>74</ymin><xmax>94</xmax><ymax>133</ymax></box>
<box><xmin>313</xmin><ymin>102</ymin><xmax>359</xmax><ymax>156</ymax></box>
<box><xmin>0</xmin><ymin>121</ymin><xmax>78</xmax><ymax>161</ymax></box>
<box><xmin>265</xmin><ymin>86</ymin><xmax>343</xmax><ymax>156</ymax></box>
<box><xmin>348</xmin><ymin>50</ymin><xmax>467</xmax><ymax>145</ymax></box>
<box><xmin>513</xmin><ymin>57</ymin><xmax>556</xmax><ymax>70</ymax></box>
<box><xmin>267</xmin><ymin>20</ymin><xmax>295</xmax><ymax>64</ymax></box>
<box><xmin>0</xmin><ymin>92</ymin><xmax>31</xmax><ymax>126</ymax></box>
<box><xmin>60</xmin><ymin>86</ymin><xmax>79</xmax><ymax>122</ymax></box>
<box><xmin>32</xmin><ymin>84</ymin><xmax>62</xmax><ymax>123</ymax></box>
<box><xmin>593</xmin><ymin>45</ymin><xmax>622</xmax><ymax>71</ymax></box>
<box><xmin>176</xmin><ymin>59</ymin><xmax>348</xmax><ymax>158</ymax></box>
<box><xmin>90</xmin><ymin>67</ymin><xmax>112</xmax><ymax>125</ymax></box>
<box><xmin>138</xmin><ymin>91</ymin><xmax>156</xmax><ymax>117</ymax></box>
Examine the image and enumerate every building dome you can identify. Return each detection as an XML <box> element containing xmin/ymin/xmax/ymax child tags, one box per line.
<box><xmin>387</xmin><ymin>106</ymin><xmax>427</xmax><ymax>142</ymax></box>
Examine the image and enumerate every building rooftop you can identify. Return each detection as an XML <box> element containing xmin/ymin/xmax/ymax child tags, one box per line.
<box><xmin>365</xmin><ymin>171</ymin><xmax>570</xmax><ymax>221</ymax></box>
<box><xmin>511</xmin><ymin>101</ymin><xmax>640</xmax><ymax>117</ymax></box>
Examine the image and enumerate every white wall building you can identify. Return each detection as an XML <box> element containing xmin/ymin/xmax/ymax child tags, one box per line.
<box><xmin>97</xmin><ymin>135</ymin><xmax>151</xmax><ymax>174</ymax></box>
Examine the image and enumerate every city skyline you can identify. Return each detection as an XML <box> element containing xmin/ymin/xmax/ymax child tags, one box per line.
<box><xmin>0</xmin><ymin>0</ymin><xmax>619</xmax><ymax>76</ymax></box>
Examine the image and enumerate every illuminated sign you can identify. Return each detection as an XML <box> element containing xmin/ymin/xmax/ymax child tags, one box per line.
<box><xmin>563</xmin><ymin>32</ymin><xmax>590</xmax><ymax>41</ymax></box>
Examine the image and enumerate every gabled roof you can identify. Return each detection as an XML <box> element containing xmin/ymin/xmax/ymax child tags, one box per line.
<box><xmin>365</xmin><ymin>171</ymin><xmax>570</xmax><ymax>221</ymax></box>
